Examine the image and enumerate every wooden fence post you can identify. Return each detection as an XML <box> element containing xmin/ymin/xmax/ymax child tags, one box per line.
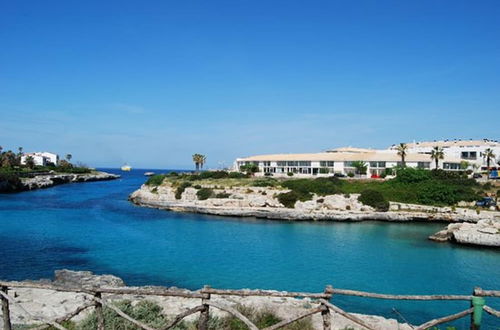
<box><xmin>1</xmin><ymin>286</ymin><xmax>12</xmax><ymax>330</ymax></box>
<box><xmin>470</xmin><ymin>287</ymin><xmax>485</xmax><ymax>330</ymax></box>
<box><xmin>198</xmin><ymin>285</ymin><xmax>211</xmax><ymax>330</ymax></box>
<box><xmin>321</xmin><ymin>285</ymin><xmax>332</xmax><ymax>330</ymax></box>
<box><xmin>94</xmin><ymin>291</ymin><xmax>105</xmax><ymax>330</ymax></box>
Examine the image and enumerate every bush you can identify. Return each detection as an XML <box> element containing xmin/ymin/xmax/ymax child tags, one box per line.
<box><xmin>282</xmin><ymin>178</ymin><xmax>342</xmax><ymax>196</ymax></box>
<box><xmin>197</xmin><ymin>188</ymin><xmax>214</xmax><ymax>200</ymax></box>
<box><xmin>395</xmin><ymin>168</ymin><xmax>431</xmax><ymax>183</ymax></box>
<box><xmin>347</xmin><ymin>172</ymin><xmax>354</xmax><ymax>178</ymax></box>
<box><xmin>194</xmin><ymin>184</ymin><xmax>202</xmax><ymax>189</ymax></box>
<box><xmin>215</xmin><ymin>192</ymin><xmax>231</xmax><ymax>198</ymax></box>
<box><xmin>78</xmin><ymin>300</ymin><xmax>169</xmax><ymax>329</ymax></box>
<box><xmin>0</xmin><ymin>172</ymin><xmax>23</xmax><ymax>192</ymax></box>
<box><xmin>252</xmin><ymin>179</ymin><xmax>277</xmax><ymax>187</ymax></box>
<box><xmin>358</xmin><ymin>189</ymin><xmax>389</xmax><ymax>211</ymax></box>
<box><xmin>264</xmin><ymin>172</ymin><xmax>273</xmax><ymax>176</ymax></box>
<box><xmin>287</xmin><ymin>172</ymin><xmax>294</xmax><ymax>176</ymax></box>
<box><xmin>277</xmin><ymin>191</ymin><xmax>312</xmax><ymax>208</ymax></box>
<box><xmin>145</xmin><ymin>174</ymin><xmax>166</xmax><ymax>186</ymax></box>
<box><xmin>175</xmin><ymin>181</ymin><xmax>191</xmax><ymax>199</ymax></box>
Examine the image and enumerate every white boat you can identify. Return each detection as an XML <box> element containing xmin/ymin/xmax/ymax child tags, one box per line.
<box><xmin>144</xmin><ymin>172</ymin><xmax>155</xmax><ymax>176</ymax></box>
<box><xmin>121</xmin><ymin>164</ymin><xmax>132</xmax><ymax>172</ymax></box>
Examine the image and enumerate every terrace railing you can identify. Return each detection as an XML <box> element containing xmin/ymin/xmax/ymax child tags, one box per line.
<box><xmin>0</xmin><ymin>281</ymin><xmax>498</xmax><ymax>330</ymax></box>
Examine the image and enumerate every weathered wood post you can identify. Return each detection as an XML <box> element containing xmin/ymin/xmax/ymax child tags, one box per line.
<box><xmin>94</xmin><ymin>291</ymin><xmax>105</xmax><ymax>330</ymax></box>
<box><xmin>1</xmin><ymin>286</ymin><xmax>12</xmax><ymax>330</ymax></box>
<box><xmin>198</xmin><ymin>285</ymin><xmax>211</xmax><ymax>330</ymax></box>
<box><xmin>470</xmin><ymin>287</ymin><xmax>485</xmax><ymax>330</ymax></box>
<box><xmin>321</xmin><ymin>285</ymin><xmax>332</xmax><ymax>330</ymax></box>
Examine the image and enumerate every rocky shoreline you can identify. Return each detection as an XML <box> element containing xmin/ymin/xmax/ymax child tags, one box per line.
<box><xmin>429</xmin><ymin>219</ymin><xmax>500</xmax><ymax>247</ymax></box>
<box><xmin>0</xmin><ymin>171</ymin><xmax>120</xmax><ymax>193</ymax></box>
<box><xmin>129</xmin><ymin>183</ymin><xmax>500</xmax><ymax>247</ymax></box>
<box><xmin>4</xmin><ymin>270</ymin><xmax>412</xmax><ymax>330</ymax></box>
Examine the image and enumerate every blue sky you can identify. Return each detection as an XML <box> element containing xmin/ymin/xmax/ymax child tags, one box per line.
<box><xmin>1</xmin><ymin>1</ymin><xmax>499</xmax><ymax>169</ymax></box>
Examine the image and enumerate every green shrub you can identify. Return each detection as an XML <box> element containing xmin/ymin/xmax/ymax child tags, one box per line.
<box><xmin>215</xmin><ymin>192</ymin><xmax>231</xmax><ymax>198</ymax></box>
<box><xmin>277</xmin><ymin>191</ymin><xmax>312</xmax><ymax>208</ymax></box>
<box><xmin>0</xmin><ymin>172</ymin><xmax>23</xmax><ymax>192</ymax></box>
<box><xmin>145</xmin><ymin>174</ymin><xmax>166</xmax><ymax>186</ymax></box>
<box><xmin>282</xmin><ymin>178</ymin><xmax>342</xmax><ymax>196</ymax></box>
<box><xmin>252</xmin><ymin>179</ymin><xmax>277</xmax><ymax>187</ymax></box>
<box><xmin>395</xmin><ymin>168</ymin><xmax>431</xmax><ymax>183</ymax></box>
<box><xmin>197</xmin><ymin>188</ymin><xmax>214</xmax><ymax>200</ymax></box>
<box><xmin>175</xmin><ymin>181</ymin><xmax>192</xmax><ymax>199</ymax></box>
<box><xmin>287</xmin><ymin>172</ymin><xmax>294</xmax><ymax>176</ymax></box>
<box><xmin>78</xmin><ymin>300</ymin><xmax>169</xmax><ymax>329</ymax></box>
<box><xmin>194</xmin><ymin>184</ymin><xmax>202</xmax><ymax>189</ymax></box>
<box><xmin>358</xmin><ymin>189</ymin><xmax>389</xmax><ymax>211</ymax></box>
<box><xmin>347</xmin><ymin>172</ymin><xmax>354</xmax><ymax>178</ymax></box>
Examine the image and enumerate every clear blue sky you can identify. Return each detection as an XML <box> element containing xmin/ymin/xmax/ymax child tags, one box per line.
<box><xmin>1</xmin><ymin>1</ymin><xmax>499</xmax><ymax>169</ymax></box>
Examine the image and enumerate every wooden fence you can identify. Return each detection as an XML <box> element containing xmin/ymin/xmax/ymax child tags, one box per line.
<box><xmin>0</xmin><ymin>281</ymin><xmax>498</xmax><ymax>330</ymax></box>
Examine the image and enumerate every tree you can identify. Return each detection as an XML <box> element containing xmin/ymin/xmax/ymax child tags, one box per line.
<box><xmin>192</xmin><ymin>154</ymin><xmax>206</xmax><ymax>172</ymax></box>
<box><xmin>351</xmin><ymin>161</ymin><xmax>368</xmax><ymax>176</ymax></box>
<box><xmin>0</xmin><ymin>146</ymin><xmax>3</xmax><ymax>154</ymax></box>
<box><xmin>65</xmin><ymin>154</ymin><xmax>72</xmax><ymax>162</ymax></box>
<box><xmin>396</xmin><ymin>143</ymin><xmax>408</xmax><ymax>167</ymax></box>
<box><xmin>240</xmin><ymin>163</ymin><xmax>259</xmax><ymax>175</ymax></box>
<box><xmin>1</xmin><ymin>151</ymin><xmax>17</xmax><ymax>168</ymax></box>
<box><xmin>25</xmin><ymin>155</ymin><xmax>35</xmax><ymax>169</ymax></box>
<box><xmin>18</xmin><ymin>146</ymin><xmax>23</xmax><ymax>155</ymax></box>
<box><xmin>430</xmin><ymin>146</ymin><xmax>444</xmax><ymax>169</ymax></box>
<box><xmin>483</xmin><ymin>148</ymin><xmax>495</xmax><ymax>170</ymax></box>
<box><xmin>460</xmin><ymin>160</ymin><xmax>470</xmax><ymax>170</ymax></box>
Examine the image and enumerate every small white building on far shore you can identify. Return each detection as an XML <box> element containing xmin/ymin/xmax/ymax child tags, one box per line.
<box><xmin>20</xmin><ymin>152</ymin><xmax>59</xmax><ymax>166</ymax></box>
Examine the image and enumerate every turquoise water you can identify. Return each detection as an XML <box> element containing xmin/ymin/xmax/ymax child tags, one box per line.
<box><xmin>1</xmin><ymin>169</ymin><xmax>499</xmax><ymax>327</ymax></box>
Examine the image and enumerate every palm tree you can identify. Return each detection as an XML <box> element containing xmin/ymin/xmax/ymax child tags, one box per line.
<box><xmin>351</xmin><ymin>160</ymin><xmax>368</xmax><ymax>177</ymax></box>
<box><xmin>192</xmin><ymin>154</ymin><xmax>206</xmax><ymax>171</ymax></box>
<box><xmin>0</xmin><ymin>146</ymin><xmax>3</xmax><ymax>154</ymax></box>
<box><xmin>483</xmin><ymin>148</ymin><xmax>495</xmax><ymax>170</ymax></box>
<box><xmin>65</xmin><ymin>154</ymin><xmax>72</xmax><ymax>162</ymax></box>
<box><xmin>430</xmin><ymin>146</ymin><xmax>444</xmax><ymax>169</ymax></box>
<box><xmin>396</xmin><ymin>143</ymin><xmax>408</xmax><ymax>167</ymax></box>
<box><xmin>18</xmin><ymin>146</ymin><xmax>23</xmax><ymax>155</ymax></box>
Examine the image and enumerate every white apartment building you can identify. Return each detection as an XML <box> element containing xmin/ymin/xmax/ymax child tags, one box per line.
<box><xmin>389</xmin><ymin>139</ymin><xmax>500</xmax><ymax>170</ymax></box>
<box><xmin>21</xmin><ymin>152</ymin><xmax>59</xmax><ymax>166</ymax></box>
<box><xmin>234</xmin><ymin>147</ymin><xmax>464</xmax><ymax>178</ymax></box>
<box><xmin>235</xmin><ymin>139</ymin><xmax>499</xmax><ymax>178</ymax></box>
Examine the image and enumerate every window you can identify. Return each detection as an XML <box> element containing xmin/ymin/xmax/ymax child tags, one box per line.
<box><xmin>461</xmin><ymin>151</ymin><xmax>477</xmax><ymax>160</ymax></box>
<box><xmin>320</xmin><ymin>161</ymin><xmax>334</xmax><ymax>167</ymax></box>
<box><xmin>443</xmin><ymin>163</ymin><xmax>460</xmax><ymax>170</ymax></box>
<box><xmin>263</xmin><ymin>161</ymin><xmax>271</xmax><ymax>166</ymax></box>
<box><xmin>277</xmin><ymin>161</ymin><xmax>286</xmax><ymax>166</ymax></box>
<box><xmin>298</xmin><ymin>161</ymin><xmax>311</xmax><ymax>166</ymax></box>
<box><xmin>417</xmin><ymin>162</ymin><xmax>430</xmax><ymax>169</ymax></box>
<box><xmin>287</xmin><ymin>161</ymin><xmax>298</xmax><ymax>166</ymax></box>
<box><xmin>369</xmin><ymin>162</ymin><xmax>386</xmax><ymax>168</ymax></box>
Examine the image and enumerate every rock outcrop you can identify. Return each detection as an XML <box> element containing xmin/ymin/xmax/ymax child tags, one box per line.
<box><xmin>6</xmin><ymin>270</ymin><xmax>412</xmax><ymax>330</ymax></box>
<box><xmin>4</xmin><ymin>171</ymin><xmax>120</xmax><ymax>192</ymax></box>
<box><xmin>129</xmin><ymin>183</ymin><xmax>500</xmax><ymax>223</ymax></box>
<box><xmin>429</xmin><ymin>219</ymin><xmax>500</xmax><ymax>247</ymax></box>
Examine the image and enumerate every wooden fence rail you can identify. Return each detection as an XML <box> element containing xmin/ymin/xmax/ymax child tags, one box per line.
<box><xmin>0</xmin><ymin>281</ymin><xmax>498</xmax><ymax>330</ymax></box>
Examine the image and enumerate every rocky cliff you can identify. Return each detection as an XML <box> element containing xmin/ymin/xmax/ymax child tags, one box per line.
<box><xmin>129</xmin><ymin>183</ymin><xmax>499</xmax><ymax>223</ymax></box>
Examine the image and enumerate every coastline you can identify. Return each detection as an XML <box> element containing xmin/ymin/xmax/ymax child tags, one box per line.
<box><xmin>129</xmin><ymin>183</ymin><xmax>500</xmax><ymax>247</ymax></box>
<box><xmin>0</xmin><ymin>171</ymin><xmax>120</xmax><ymax>193</ymax></box>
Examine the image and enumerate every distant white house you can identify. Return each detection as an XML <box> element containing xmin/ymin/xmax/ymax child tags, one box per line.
<box><xmin>21</xmin><ymin>152</ymin><xmax>59</xmax><ymax>166</ymax></box>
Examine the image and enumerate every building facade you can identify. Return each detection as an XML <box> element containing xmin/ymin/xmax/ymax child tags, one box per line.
<box><xmin>389</xmin><ymin>139</ymin><xmax>500</xmax><ymax>171</ymax></box>
<box><xmin>234</xmin><ymin>139</ymin><xmax>499</xmax><ymax>177</ymax></box>
<box><xmin>21</xmin><ymin>152</ymin><xmax>59</xmax><ymax>166</ymax></box>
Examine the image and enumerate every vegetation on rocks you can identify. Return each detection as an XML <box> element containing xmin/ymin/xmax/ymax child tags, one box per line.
<box><xmin>358</xmin><ymin>189</ymin><xmax>389</xmax><ymax>211</ymax></box>
<box><xmin>145</xmin><ymin>174</ymin><xmax>167</xmax><ymax>186</ymax></box>
<box><xmin>45</xmin><ymin>300</ymin><xmax>313</xmax><ymax>330</ymax></box>
<box><xmin>175</xmin><ymin>182</ymin><xmax>192</xmax><ymax>199</ymax></box>
<box><xmin>197</xmin><ymin>187</ymin><xmax>214</xmax><ymax>200</ymax></box>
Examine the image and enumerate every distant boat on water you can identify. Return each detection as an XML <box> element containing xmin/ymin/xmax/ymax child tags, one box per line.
<box><xmin>121</xmin><ymin>164</ymin><xmax>132</xmax><ymax>172</ymax></box>
<box><xmin>144</xmin><ymin>172</ymin><xmax>155</xmax><ymax>176</ymax></box>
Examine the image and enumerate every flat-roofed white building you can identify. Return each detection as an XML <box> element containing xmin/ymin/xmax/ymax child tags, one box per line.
<box><xmin>20</xmin><ymin>152</ymin><xmax>59</xmax><ymax>166</ymax></box>
<box><xmin>234</xmin><ymin>149</ymin><xmax>463</xmax><ymax>178</ymax></box>
<box><xmin>389</xmin><ymin>139</ymin><xmax>500</xmax><ymax>170</ymax></box>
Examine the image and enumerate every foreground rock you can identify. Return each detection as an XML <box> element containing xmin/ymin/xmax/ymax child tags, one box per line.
<box><xmin>429</xmin><ymin>219</ymin><xmax>500</xmax><ymax>247</ymax></box>
<box><xmin>6</xmin><ymin>270</ymin><xmax>412</xmax><ymax>330</ymax></box>
<box><xmin>6</xmin><ymin>171</ymin><xmax>120</xmax><ymax>192</ymax></box>
<box><xmin>130</xmin><ymin>183</ymin><xmax>499</xmax><ymax>223</ymax></box>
